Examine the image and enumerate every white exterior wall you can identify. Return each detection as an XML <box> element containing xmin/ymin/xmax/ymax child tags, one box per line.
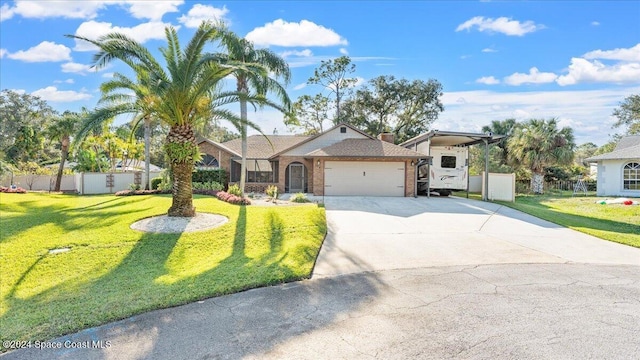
<box><xmin>469</xmin><ymin>175</ymin><xmax>482</xmax><ymax>193</ymax></box>
<box><xmin>281</xmin><ymin>127</ymin><xmax>368</xmax><ymax>156</ymax></box>
<box><xmin>482</xmin><ymin>172</ymin><xmax>515</xmax><ymax>202</ymax></box>
<box><xmin>596</xmin><ymin>159</ymin><xmax>640</xmax><ymax>197</ymax></box>
<box><xmin>1</xmin><ymin>174</ymin><xmax>76</xmax><ymax>191</ymax></box>
<box><xmin>77</xmin><ymin>172</ymin><xmax>162</xmax><ymax>194</ymax></box>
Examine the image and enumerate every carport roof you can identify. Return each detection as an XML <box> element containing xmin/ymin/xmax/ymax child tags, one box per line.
<box><xmin>306</xmin><ymin>138</ymin><xmax>428</xmax><ymax>158</ymax></box>
<box><xmin>400</xmin><ymin>130</ymin><xmax>505</xmax><ymax>148</ymax></box>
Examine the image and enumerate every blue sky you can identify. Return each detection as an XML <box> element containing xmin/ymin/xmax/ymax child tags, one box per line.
<box><xmin>1</xmin><ymin>1</ymin><xmax>639</xmax><ymax>145</ymax></box>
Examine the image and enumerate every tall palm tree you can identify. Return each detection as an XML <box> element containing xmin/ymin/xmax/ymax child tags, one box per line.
<box><xmin>47</xmin><ymin>111</ymin><xmax>80</xmax><ymax>191</ymax></box>
<box><xmin>213</xmin><ymin>26</ymin><xmax>291</xmax><ymax>196</ymax></box>
<box><xmin>70</xmin><ymin>22</ymin><xmax>259</xmax><ymax>217</ymax></box>
<box><xmin>481</xmin><ymin>118</ymin><xmax>517</xmax><ymax>168</ymax></box>
<box><xmin>508</xmin><ymin>118</ymin><xmax>575</xmax><ymax>194</ymax></box>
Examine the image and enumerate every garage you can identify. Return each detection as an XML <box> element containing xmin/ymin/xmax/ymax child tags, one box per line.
<box><xmin>324</xmin><ymin>161</ymin><xmax>405</xmax><ymax>196</ymax></box>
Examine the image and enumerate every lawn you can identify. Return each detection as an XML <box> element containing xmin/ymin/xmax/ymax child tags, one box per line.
<box><xmin>496</xmin><ymin>195</ymin><xmax>640</xmax><ymax>248</ymax></box>
<box><xmin>0</xmin><ymin>193</ymin><xmax>326</xmax><ymax>349</ymax></box>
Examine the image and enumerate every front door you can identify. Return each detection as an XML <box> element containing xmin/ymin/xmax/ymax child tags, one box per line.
<box><xmin>289</xmin><ymin>163</ymin><xmax>304</xmax><ymax>193</ymax></box>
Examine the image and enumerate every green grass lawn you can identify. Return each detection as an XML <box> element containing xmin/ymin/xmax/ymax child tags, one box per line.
<box><xmin>495</xmin><ymin>195</ymin><xmax>640</xmax><ymax>248</ymax></box>
<box><xmin>0</xmin><ymin>193</ymin><xmax>326</xmax><ymax>349</ymax></box>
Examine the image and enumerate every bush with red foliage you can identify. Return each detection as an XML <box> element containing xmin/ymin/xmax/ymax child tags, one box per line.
<box><xmin>115</xmin><ymin>189</ymin><xmax>171</xmax><ymax>196</ymax></box>
<box><xmin>0</xmin><ymin>186</ymin><xmax>27</xmax><ymax>194</ymax></box>
<box><xmin>216</xmin><ymin>191</ymin><xmax>251</xmax><ymax>205</ymax></box>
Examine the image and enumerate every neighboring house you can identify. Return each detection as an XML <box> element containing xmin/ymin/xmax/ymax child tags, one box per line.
<box><xmin>198</xmin><ymin>123</ymin><xmax>428</xmax><ymax>196</ymax></box>
<box><xmin>586</xmin><ymin>135</ymin><xmax>640</xmax><ymax>197</ymax></box>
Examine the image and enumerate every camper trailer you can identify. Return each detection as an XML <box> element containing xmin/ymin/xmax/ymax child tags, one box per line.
<box><xmin>417</xmin><ymin>146</ymin><xmax>468</xmax><ymax>196</ymax></box>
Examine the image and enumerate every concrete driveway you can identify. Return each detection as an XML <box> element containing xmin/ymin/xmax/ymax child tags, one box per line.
<box><xmin>314</xmin><ymin>196</ymin><xmax>640</xmax><ymax>276</ymax></box>
<box><xmin>4</xmin><ymin>196</ymin><xmax>640</xmax><ymax>360</ymax></box>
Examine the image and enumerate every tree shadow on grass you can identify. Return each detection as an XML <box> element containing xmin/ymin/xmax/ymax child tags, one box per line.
<box><xmin>1</xmin><ymin>203</ymin><xmax>343</xmax><ymax>359</ymax></box>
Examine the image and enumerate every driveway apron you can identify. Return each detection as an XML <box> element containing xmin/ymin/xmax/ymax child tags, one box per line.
<box><xmin>313</xmin><ymin>196</ymin><xmax>640</xmax><ymax>277</ymax></box>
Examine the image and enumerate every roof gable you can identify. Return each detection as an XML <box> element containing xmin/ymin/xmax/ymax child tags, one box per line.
<box><xmin>274</xmin><ymin>123</ymin><xmax>372</xmax><ymax>158</ymax></box>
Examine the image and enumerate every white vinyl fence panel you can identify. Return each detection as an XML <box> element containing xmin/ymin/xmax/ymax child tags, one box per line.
<box><xmin>482</xmin><ymin>172</ymin><xmax>515</xmax><ymax>202</ymax></box>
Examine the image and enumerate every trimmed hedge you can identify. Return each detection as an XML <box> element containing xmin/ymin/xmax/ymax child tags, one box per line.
<box><xmin>192</xmin><ymin>169</ymin><xmax>226</xmax><ymax>185</ymax></box>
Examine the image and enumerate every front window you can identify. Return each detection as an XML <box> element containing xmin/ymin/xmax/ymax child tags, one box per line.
<box><xmin>623</xmin><ymin>162</ymin><xmax>640</xmax><ymax>190</ymax></box>
<box><xmin>230</xmin><ymin>159</ymin><xmax>277</xmax><ymax>183</ymax></box>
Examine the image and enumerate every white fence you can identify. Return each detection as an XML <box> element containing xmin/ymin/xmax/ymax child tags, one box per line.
<box><xmin>482</xmin><ymin>172</ymin><xmax>515</xmax><ymax>202</ymax></box>
<box><xmin>1</xmin><ymin>172</ymin><xmax>161</xmax><ymax>194</ymax></box>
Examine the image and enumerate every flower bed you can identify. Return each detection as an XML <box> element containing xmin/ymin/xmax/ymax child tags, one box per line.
<box><xmin>0</xmin><ymin>186</ymin><xmax>27</xmax><ymax>194</ymax></box>
<box><xmin>216</xmin><ymin>191</ymin><xmax>251</xmax><ymax>205</ymax></box>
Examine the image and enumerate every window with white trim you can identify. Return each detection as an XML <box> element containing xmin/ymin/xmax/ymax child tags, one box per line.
<box><xmin>623</xmin><ymin>162</ymin><xmax>640</xmax><ymax>190</ymax></box>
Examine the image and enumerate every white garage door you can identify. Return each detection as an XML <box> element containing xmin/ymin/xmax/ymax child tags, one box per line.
<box><xmin>324</xmin><ymin>161</ymin><xmax>405</xmax><ymax>196</ymax></box>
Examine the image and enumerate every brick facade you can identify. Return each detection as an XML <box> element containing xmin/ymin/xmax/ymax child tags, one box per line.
<box><xmin>198</xmin><ymin>141</ymin><xmax>234</xmax><ymax>184</ymax></box>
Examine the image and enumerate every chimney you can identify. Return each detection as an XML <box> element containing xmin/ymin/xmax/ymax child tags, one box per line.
<box><xmin>377</xmin><ymin>133</ymin><xmax>395</xmax><ymax>144</ymax></box>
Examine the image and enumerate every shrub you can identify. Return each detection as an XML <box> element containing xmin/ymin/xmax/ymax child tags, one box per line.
<box><xmin>129</xmin><ymin>183</ymin><xmax>141</xmax><ymax>191</ymax></box>
<box><xmin>0</xmin><ymin>186</ymin><xmax>27</xmax><ymax>194</ymax></box>
<box><xmin>227</xmin><ymin>184</ymin><xmax>242</xmax><ymax>197</ymax></box>
<box><xmin>192</xmin><ymin>169</ymin><xmax>226</xmax><ymax>184</ymax></box>
<box><xmin>290</xmin><ymin>192</ymin><xmax>310</xmax><ymax>203</ymax></box>
<box><xmin>192</xmin><ymin>181</ymin><xmax>223</xmax><ymax>191</ymax></box>
<box><xmin>266</xmin><ymin>185</ymin><xmax>278</xmax><ymax>199</ymax></box>
<box><xmin>216</xmin><ymin>191</ymin><xmax>251</xmax><ymax>205</ymax></box>
<box><xmin>151</xmin><ymin>177</ymin><xmax>162</xmax><ymax>190</ymax></box>
<box><xmin>115</xmin><ymin>189</ymin><xmax>170</xmax><ymax>196</ymax></box>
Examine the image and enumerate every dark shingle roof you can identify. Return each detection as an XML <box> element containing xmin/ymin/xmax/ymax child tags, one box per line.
<box><xmin>221</xmin><ymin>135</ymin><xmax>310</xmax><ymax>158</ymax></box>
<box><xmin>586</xmin><ymin>136</ymin><xmax>640</xmax><ymax>161</ymax></box>
<box><xmin>306</xmin><ymin>138</ymin><xmax>428</xmax><ymax>158</ymax></box>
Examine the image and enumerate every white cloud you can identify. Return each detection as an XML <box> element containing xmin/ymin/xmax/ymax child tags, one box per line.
<box><xmin>456</xmin><ymin>16</ymin><xmax>543</xmax><ymax>36</ymax></box>
<box><xmin>339</xmin><ymin>48</ymin><xmax>349</xmax><ymax>55</ymax></box>
<box><xmin>73</xmin><ymin>20</ymin><xmax>175</xmax><ymax>51</ymax></box>
<box><xmin>61</xmin><ymin>62</ymin><xmax>94</xmax><ymax>74</ymax></box>
<box><xmin>435</xmin><ymin>86</ymin><xmax>640</xmax><ymax>145</ymax></box>
<box><xmin>1</xmin><ymin>3</ymin><xmax>15</xmax><ymax>21</ymax></box>
<box><xmin>178</xmin><ymin>4</ymin><xmax>229</xmax><ymax>28</ymax></box>
<box><xmin>6</xmin><ymin>41</ymin><xmax>71</xmax><ymax>62</ymax></box>
<box><xmin>1</xmin><ymin>1</ymin><xmax>106</xmax><ymax>20</ymax></box>
<box><xmin>54</xmin><ymin>79</ymin><xmax>75</xmax><ymax>84</ymax></box>
<box><xmin>279</xmin><ymin>49</ymin><xmax>313</xmax><ymax>58</ymax></box>
<box><xmin>31</xmin><ymin>86</ymin><xmax>92</xmax><ymax>102</ymax></box>
<box><xmin>102</xmin><ymin>72</ymin><xmax>115</xmax><ymax>78</ymax></box>
<box><xmin>583</xmin><ymin>43</ymin><xmax>640</xmax><ymax>62</ymax></box>
<box><xmin>0</xmin><ymin>48</ymin><xmax>6</xmax><ymax>58</ymax></box>
<box><xmin>556</xmin><ymin>58</ymin><xmax>640</xmax><ymax>86</ymax></box>
<box><xmin>1</xmin><ymin>1</ymin><xmax>182</xmax><ymax>21</ymax></box>
<box><xmin>128</xmin><ymin>1</ymin><xmax>183</xmax><ymax>21</ymax></box>
<box><xmin>591</xmin><ymin>21</ymin><xmax>600</xmax><ymax>26</ymax></box>
<box><xmin>481</xmin><ymin>48</ymin><xmax>497</xmax><ymax>53</ymax></box>
<box><xmin>246</xmin><ymin>19</ymin><xmax>348</xmax><ymax>47</ymax></box>
<box><xmin>293</xmin><ymin>83</ymin><xmax>307</xmax><ymax>90</ymax></box>
<box><xmin>476</xmin><ymin>76</ymin><xmax>500</xmax><ymax>85</ymax></box>
<box><xmin>504</xmin><ymin>67</ymin><xmax>557</xmax><ymax>85</ymax></box>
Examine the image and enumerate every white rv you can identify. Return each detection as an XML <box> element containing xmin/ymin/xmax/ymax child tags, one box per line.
<box><xmin>416</xmin><ymin>146</ymin><xmax>468</xmax><ymax>196</ymax></box>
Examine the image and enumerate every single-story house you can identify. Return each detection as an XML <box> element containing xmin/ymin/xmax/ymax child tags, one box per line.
<box><xmin>586</xmin><ymin>135</ymin><xmax>640</xmax><ymax>197</ymax></box>
<box><xmin>198</xmin><ymin>123</ymin><xmax>429</xmax><ymax>197</ymax></box>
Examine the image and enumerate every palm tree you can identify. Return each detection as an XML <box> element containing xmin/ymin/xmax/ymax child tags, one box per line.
<box><xmin>47</xmin><ymin>111</ymin><xmax>80</xmax><ymax>192</ymax></box>
<box><xmin>70</xmin><ymin>22</ymin><xmax>259</xmax><ymax>217</ymax></box>
<box><xmin>213</xmin><ymin>26</ymin><xmax>291</xmax><ymax>196</ymax></box>
<box><xmin>99</xmin><ymin>70</ymin><xmax>158</xmax><ymax>189</ymax></box>
<box><xmin>508</xmin><ymin>118</ymin><xmax>575</xmax><ymax>194</ymax></box>
<box><xmin>481</xmin><ymin>118</ymin><xmax>517</xmax><ymax>171</ymax></box>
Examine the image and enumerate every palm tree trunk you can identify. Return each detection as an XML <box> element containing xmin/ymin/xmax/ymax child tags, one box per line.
<box><xmin>167</xmin><ymin>125</ymin><xmax>196</xmax><ymax>217</ymax></box>
<box><xmin>54</xmin><ymin>137</ymin><xmax>69</xmax><ymax>192</ymax></box>
<box><xmin>144</xmin><ymin>116</ymin><xmax>151</xmax><ymax>190</ymax></box>
<box><xmin>239</xmin><ymin>93</ymin><xmax>248</xmax><ymax>197</ymax></box>
<box><xmin>531</xmin><ymin>171</ymin><xmax>545</xmax><ymax>195</ymax></box>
